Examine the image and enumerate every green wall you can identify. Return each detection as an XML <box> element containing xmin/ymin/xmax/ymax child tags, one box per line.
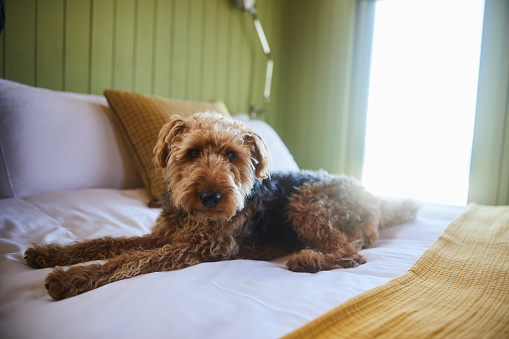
<box><xmin>274</xmin><ymin>0</ymin><xmax>357</xmax><ymax>172</ymax></box>
<box><xmin>1</xmin><ymin>0</ymin><xmax>275</xmax><ymax>115</ymax></box>
<box><xmin>0</xmin><ymin>0</ymin><xmax>357</xmax><ymax>174</ymax></box>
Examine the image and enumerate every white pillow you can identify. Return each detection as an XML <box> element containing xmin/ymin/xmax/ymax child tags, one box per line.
<box><xmin>0</xmin><ymin>80</ymin><xmax>298</xmax><ymax>200</ymax></box>
<box><xmin>233</xmin><ymin>114</ymin><xmax>299</xmax><ymax>173</ymax></box>
<box><xmin>0</xmin><ymin>79</ymin><xmax>142</xmax><ymax>199</ymax></box>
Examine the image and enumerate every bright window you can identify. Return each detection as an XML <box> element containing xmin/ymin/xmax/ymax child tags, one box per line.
<box><xmin>362</xmin><ymin>0</ymin><xmax>485</xmax><ymax>205</ymax></box>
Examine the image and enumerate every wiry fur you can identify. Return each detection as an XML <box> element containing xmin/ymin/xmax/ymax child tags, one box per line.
<box><xmin>25</xmin><ymin>112</ymin><xmax>419</xmax><ymax>300</ymax></box>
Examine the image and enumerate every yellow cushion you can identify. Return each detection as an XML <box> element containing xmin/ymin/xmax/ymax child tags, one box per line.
<box><xmin>104</xmin><ymin>90</ymin><xmax>231</xmax><ymax>207</ymax></box>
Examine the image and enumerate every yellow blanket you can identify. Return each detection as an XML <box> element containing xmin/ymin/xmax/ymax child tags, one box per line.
<box><xmin>284</xmin><ymin>204</ymin><xmax>509</xmax><ymax>338</ymax></box>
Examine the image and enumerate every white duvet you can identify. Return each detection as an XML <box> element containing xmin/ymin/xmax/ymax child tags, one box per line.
<box><xmin>0</xmin><ymin>188</ymin><xmax>465</xmax><ymax>339</ymax></box>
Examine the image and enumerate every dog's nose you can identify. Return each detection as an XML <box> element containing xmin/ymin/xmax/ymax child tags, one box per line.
<box><xmin>199</xmin><ymin>191</ymin><xmax>221</xmax><ymax>208</ymax></box>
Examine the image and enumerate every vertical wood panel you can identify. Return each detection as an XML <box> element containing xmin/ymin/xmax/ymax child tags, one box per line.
<box><xmin>228</xmin><ymin>4</ymin><xmax>242</xmax><ymax>113</ymax></box>
<box><xmin>4</xmin><ymin>0</ymin><xmax>36</xmax><ymax>85</ymax></box>
<box><xmin>2</xmin><ymin>0</ymin><xmax>364</xmax><ymax>175</ymax></box>
<box><xmin>273</xmin><ymin>0</ymin><xmax>357</xmax><ymax>173</ymax></box>
<box><xmin>2</xmin><ymin>0</ymin><xmax>289</xmax><ymax>128</ymax></box>
<box><xmin>309</xmin><ymin>0</ymin><xmax>336</xmax><ymax>169</ymax></box>
<box><xmin>36</xmin><ymin>0</ymin><xmax>64</xmax><ymax>90</ymax></box>
<box><xmin>90</xmin><ymin>0</ymin><xmax>114</xmax><ymax>94</ymax></box>
<box><xmin>187</xmin><ymin>0</ymin><xmax>203</xmax><ymax>101</ymax></box>
<box><xmin>153</xmin><ymin>0</ymin><xmax>173</xmax><ymax>97</ymax></box>
<box><xmin>65</xmin><ymin>0</ymin><xmax>91</xmax><ymax>93</ymax></box>
<box><xmin>307</xmin><ymin>2</ymin><xmax>326</xmax><ymax>167</ymax></box>
<box><xmin>171</xmin><ymin>0</ymin><xmax>189</xmax><ymax>99</ymax></box>
<box><xmin>197</xmin><ymin>0</ymin><xmax>208</xmax><ymax>100</ymax></box>
<box><xmin>113</xmin><ymin>0</ymin><xmax>135</xmax><ymax>91</ymax></box>
<box><xmin>330</xmin><ymin>0</ymin><xmax>356</xmax><ymax>174</ymax></box>
<box><xmin>270</xmin><ymin>0</ymin><xmax>286</xmax><ymax>126</ymax></box>
<box><xmin>322</xmin><ymin>0</ymin><xmax>345</xmax><ymax>172</ymax></box>
<box><xmin>286</xmin><ymin>0</ymin><xmax>309</xmax><ymax>168</ymax></box>
<box><xmin>214</xmin><ymin>1</ymin><xmax>230</xmax><ymax>107</ymax></box>
<box><xmin>133</xmin><ymin>0</ymin><xmax>155</xmax><ymax>94</ymax></box>
<box><xmin>301</xmin><ymin>3</ymin><xmax>320</xmax><ymax>169</ymax></box>
<box><xmin>166</xmin><ymin>0</ymin><xmax>177</xmax><ymax>97</ymax></box>
<box><xmin>201</xmin><ymin>0</ymin><xmax>218</xmax><ymax>101</ymax></box>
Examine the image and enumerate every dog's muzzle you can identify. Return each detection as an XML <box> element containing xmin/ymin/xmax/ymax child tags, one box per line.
<box><xmin>199</xmin><ymin>191</ymin><xmax>221</xmax><ymax>208</ymax></box>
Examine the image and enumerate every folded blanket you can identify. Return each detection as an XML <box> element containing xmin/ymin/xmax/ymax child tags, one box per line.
<box><xmin>284</xmin><ymin>204</ymin><xmax>509</xmax><ymax>338</ymax></box>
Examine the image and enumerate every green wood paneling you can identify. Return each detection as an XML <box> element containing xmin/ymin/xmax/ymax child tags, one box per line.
<box><xmin>36</xmin><ymin>0</ymin><xmax>64</xmax><ymax>90</ymax></box>
<box><xmin>153</xmin><ymin>0</ymin><xmax>173</xmax><ymax>97</ymax></box>
<box><xmin>64</xmin><ymin>0</ymin><xmax>91</xmax><ymax>93</ymax></box>
<box><xmin>133</xmin><ymin>0</ymin><xmax>155</xmax><ymax>94</ymax></box>
<box><xmin>213</xmin><ymin>0</ymin><xmax>230</xmax><ymax>106</ymax></box>
<box><xmin>4</xmin><ymin>0</ymin><xmax>36</xmax><ymax>85</ymax></box>
<box><xmin>187</xmin><ymin>0</ymin><xmax>203</xmax><ymax>101</ymax></box>
<box><xmin>278</xmin><ymin>0</ymin><xmax>308</xmax><ymax>167</ymax></box>
<box><xmin>112</xmin><ymin>0</ymin><xmax>135</xmax><ymax>92</ymax></box>
<box><xmin>90</xmin><ymin>0</ymin><xmax>114</xmax><ymax>94</ymax></box>
<box><xmin>272</xmin><ymin>0</ymin><xmax>357</xmax><ymax>173</ymax></box>
<box><xmin>201</xmin><ymin>0</ymin><xmax>218</xmax><ymax>102</ymax></box>
<box><xmin>171</xmin><ymin>0</ymin><xmax>189</xmax><ymax>99</ymax></box>
<box><xmin>1</xmin><ymin>0</ymin><xmax>359</xmax><ymax>175</ymax></box>
<box><xmin>228</xmin><ymin>5</ymin><xmax>242</xmax><ymax>112</ymax></box>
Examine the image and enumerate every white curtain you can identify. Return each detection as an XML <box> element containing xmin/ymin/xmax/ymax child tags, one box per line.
<box><xmin>468</xmin><ymin>0</ymin><xmax>509</xmax><ymax>205</ymax></box>
<box><xmin>342</xmin><ymin>0</ymin><xmax>376</xmax><ymax>178</ymax></box>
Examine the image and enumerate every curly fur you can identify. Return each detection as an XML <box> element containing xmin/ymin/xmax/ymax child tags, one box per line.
<box><xmin>25</xmin><ymin>112</ymin><xmax>419</xmax><ymax>300</ymax></box>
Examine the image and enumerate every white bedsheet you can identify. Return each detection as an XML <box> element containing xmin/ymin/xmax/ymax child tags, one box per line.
<box><xmin>0</xmin><ymin>188</ymin><xmax>465</xmax><ymax>339</ymax></box>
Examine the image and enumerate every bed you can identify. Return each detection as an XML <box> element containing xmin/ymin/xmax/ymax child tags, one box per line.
<box><xmin>0</xmin><ymin>79</ymin><xmax>507</xmax><ymax>338</ymax></box>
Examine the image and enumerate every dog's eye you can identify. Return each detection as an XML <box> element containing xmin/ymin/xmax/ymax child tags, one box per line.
<box><xmin>189</xmin><ymin>149</ymin><xmax>200</xmax><ymax>159</ymax></box>
<box><xmin>225</xmin><ymin>151</ymin><xmax>235</xmax><ymax>161</ymax></box>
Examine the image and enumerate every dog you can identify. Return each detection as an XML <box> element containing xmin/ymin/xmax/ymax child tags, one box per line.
<box><xmin>25</xmin><ymin>112</ymin><xmax>418</xmax><ymax>300</ymax></box>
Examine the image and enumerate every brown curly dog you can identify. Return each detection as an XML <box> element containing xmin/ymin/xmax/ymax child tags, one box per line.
<box><xmin>25</xmin><ymin>112</ymin><xmax>418</xmax><ymax>300</ymax></box>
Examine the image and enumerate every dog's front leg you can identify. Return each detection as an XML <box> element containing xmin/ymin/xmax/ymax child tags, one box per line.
<box><xmin>44</xmin><ymin>243</ymin><xmax>207</xmax><ymax>300</ymax></box>
<box><xmin>25</xmin><ymin>234</ymin><xmax>159</xmax><ymax>268</ymax></box>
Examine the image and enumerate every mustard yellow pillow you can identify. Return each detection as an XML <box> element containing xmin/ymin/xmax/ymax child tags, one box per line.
<box><xmin>104</xmin><ymin>90</ymin><xmax>231</xmax><ymax>207</ymax></box>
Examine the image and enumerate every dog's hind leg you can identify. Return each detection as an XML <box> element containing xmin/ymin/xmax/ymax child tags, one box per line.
<box><xmin>285</xmin><ymin>180</ymin><xmax>372</xmax><ymax>273</ymax></box>
<box><xmin>285</xmin><ymin>230</ymin><xmax>366</xmax><ymax>273</ymax></box>
<box><xmin>25</xmin><ymin>234</ymin><xmax>159</xmax><ymax>269</ymax></box>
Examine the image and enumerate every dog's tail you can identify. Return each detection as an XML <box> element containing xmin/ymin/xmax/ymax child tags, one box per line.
<box><xmin>379</xmin><ymin>197</ymin><xmax>419</xmax><ymax>228</ymax></box>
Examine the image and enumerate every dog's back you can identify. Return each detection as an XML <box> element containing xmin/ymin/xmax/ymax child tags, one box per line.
<box><xmin>241</xmin><ymin>171</ymin><xmax>418</xmax><ymax>259</ymax></box>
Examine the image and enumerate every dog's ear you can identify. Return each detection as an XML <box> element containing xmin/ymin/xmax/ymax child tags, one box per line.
<box><xmin>244</xmin><ymin>131</ymin><xmax>271</xmax><ymax>179</ymax></box>
<box><xmin>153</xmin><ymin>115</ymin><xmax>187</xmax><ymax>168</ymax></box>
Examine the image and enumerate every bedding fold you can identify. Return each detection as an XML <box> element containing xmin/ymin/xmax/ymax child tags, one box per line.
<box><xmin>284</xmin><ymin>204</ymin><xmax>509</xmax><ymax>338</ymax></box>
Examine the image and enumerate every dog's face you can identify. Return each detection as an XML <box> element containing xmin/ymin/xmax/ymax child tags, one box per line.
<box><xmin>154</xmin><ymin>112</ymin><xmax>271</xmax><ymax>223</ymax></box>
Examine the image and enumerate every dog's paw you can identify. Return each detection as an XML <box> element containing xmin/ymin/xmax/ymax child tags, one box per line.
<box><xmin>286</xmin><ymin>249</ymin><xmax>367</xmax><ymax>273</ymax></box>
<box><xmin>337</xmin><ymin>253</ymin><xmax>366</xmax><ymax>268</ymax></box>
<box><xmin>24</xmin><ymin>247</ymin><xmax>52</xmax><ymax>269</ymax></box>
<box><xmin>45</xmin><ymin>268</ymin><xmax>82</xmax><ymax>300</ymax></box>
<box><xmin>286</xmin><ymin>249</ymin><xmax>322</xmax><ymax>273</ymax></box>
<box><xmin>289</xmin><ymin>265</ymin><xmax>321</xmax><ymax>273</ymax></box>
